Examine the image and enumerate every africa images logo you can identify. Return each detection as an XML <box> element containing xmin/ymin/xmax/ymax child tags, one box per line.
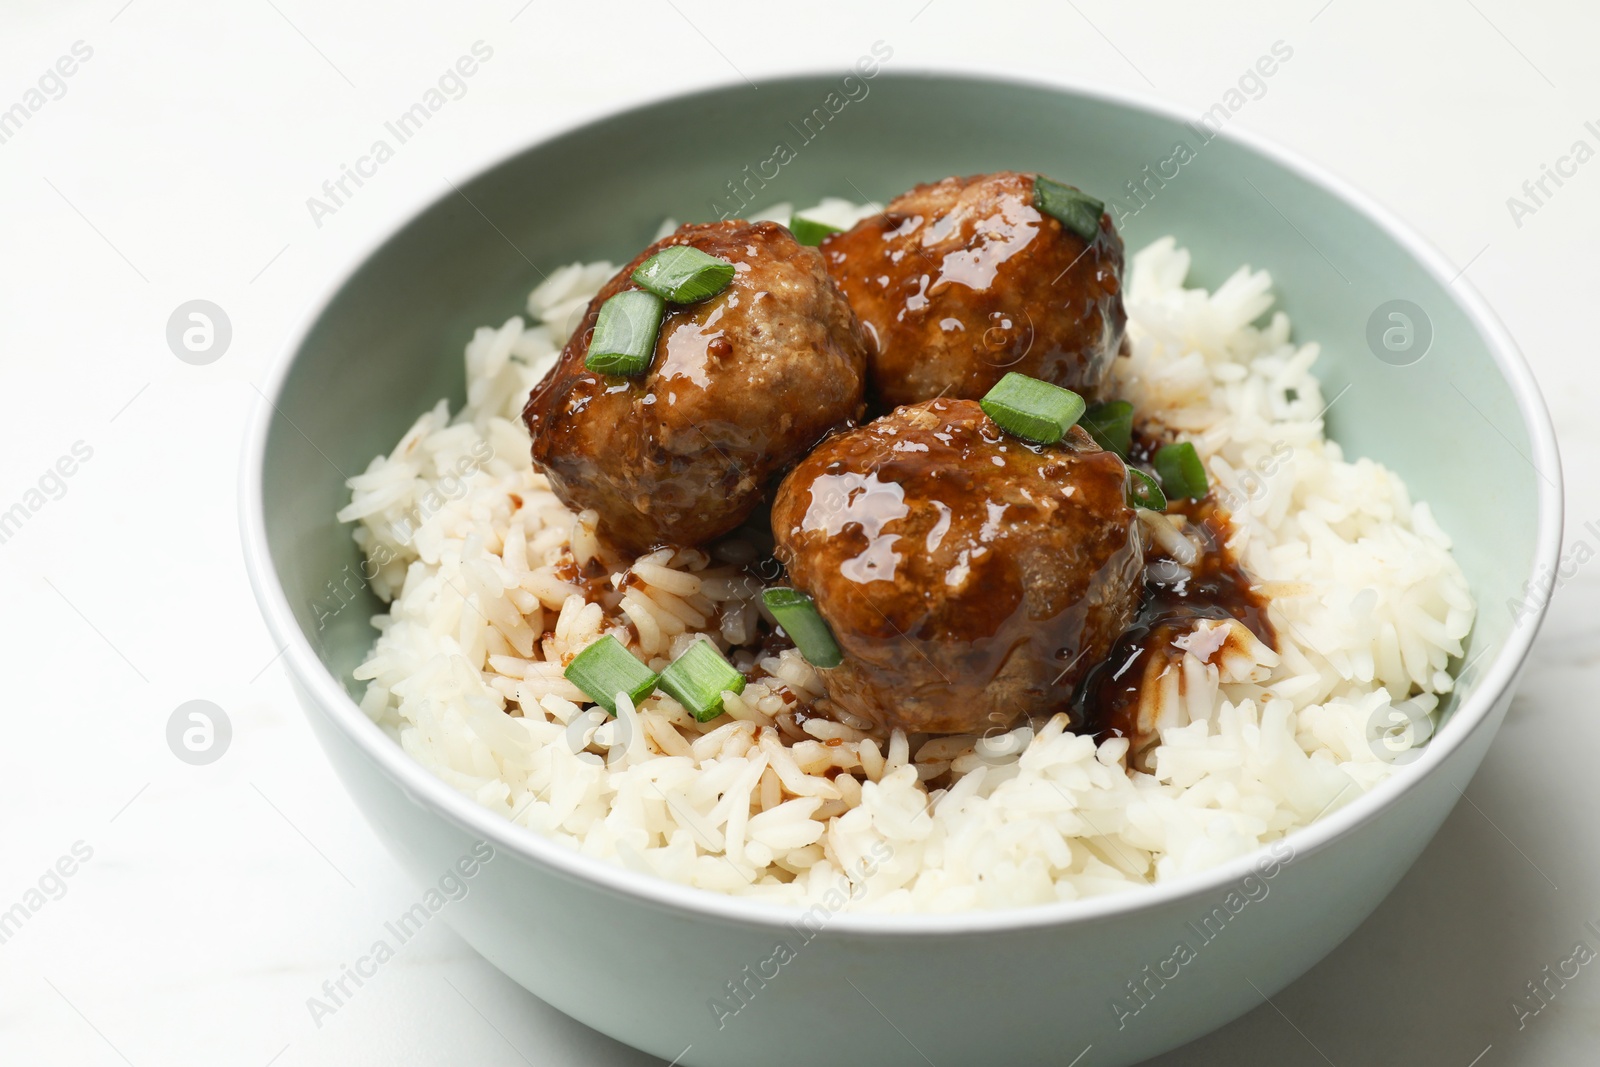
<box><xmin>1110</xmin><ymin>840</ymin><xmax>1295</xmax><ymax>1030</ymax></box>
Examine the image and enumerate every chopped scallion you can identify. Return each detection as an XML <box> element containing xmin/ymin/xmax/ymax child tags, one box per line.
<box><xmin>584</xmin><ymin>289</ymin><xmax>665</xmax><ymax>376</ymax></box>
<box><xmin>1033</xmin><ymin>176</ymin><xmax>1105</xmax><ymax>242</ymax></box>
<box><xmin>563</xmin><ymin>634</ymin><xmax>658</xmax><ymax>715</ymax></box>
<box><xmin>761</xmin><ymin>587</ymin><xmax>842</xmax><ymax>669</ymax></box>
<box><xmin>979</xmin><ymin>372</ymin><xmax>1086</xmax><ymax>445</ymax></box>
<box><xmin>789</xmin><ymin>213</ymin><xmax>843</xmax><ymax>246</ymax></box>
<box><xmin>630</xmin><ymin>246</ymin><xmax>736</xmax><ymax>304</ymax></box>
<box><xmin>658</xmin><ymin>638</ymin><xmax>745</xmax><ymax>723</ymax></box>
<box><xmin>1125</xmin><ymin>467</ymin><xmax>1167</xmax><ymax>510</ymax></box>
<box><xmin>1081</xmin><ymin>400</ymin><xmax>1134</xmax><ymax>459</ymax></box>
<box><xmin>1153</xmin><ymin>441</ymin><xmax>1208</xmax><ymax>500</ymax></box>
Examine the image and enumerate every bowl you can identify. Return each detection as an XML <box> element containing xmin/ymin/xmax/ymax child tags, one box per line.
<box><xmin>240</xmin><ymin>71</ymin><xmax>1562</xmax><ymax>1066</ymax></box>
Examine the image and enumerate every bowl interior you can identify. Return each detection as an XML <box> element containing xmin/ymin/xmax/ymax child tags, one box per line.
<box><xmin>260</xmin><ymin>72</ymin><xmax>1544</xmax><ymax>747</ymax></box>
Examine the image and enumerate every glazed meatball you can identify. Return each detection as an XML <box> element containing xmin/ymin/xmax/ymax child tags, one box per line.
<box><xmin>771</xmin><ymin>398</ymin><xmax>1143</xmax><ymax>736</ymax></box>
<box><xmin>821</xmin><ymin>171</ymin><xmax>1125</xmax><ymax>410</ymax></box>
<box><xmin>523</xmin><ymin>221</ymin><xmax>869</xmax><ymax>554</ymax></box>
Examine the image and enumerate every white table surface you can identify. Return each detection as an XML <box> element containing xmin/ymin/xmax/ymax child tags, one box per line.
<box><xmin>2</xmin><ymin>1</ymin><xmax>1595</xmax><ymax>1063</ymax></box>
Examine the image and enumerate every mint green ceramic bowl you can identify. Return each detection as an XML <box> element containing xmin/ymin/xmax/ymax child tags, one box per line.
<box><xmin>241</xmin><ymin>73</ymin><xmax>1561</xmax><ymax>1065</ymax></box>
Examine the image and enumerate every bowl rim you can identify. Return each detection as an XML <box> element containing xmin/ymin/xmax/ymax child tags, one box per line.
<box><xmin>239</xmin><ymin>68</ymin><xmax>1564</xmax><ymax>936</ymax></box>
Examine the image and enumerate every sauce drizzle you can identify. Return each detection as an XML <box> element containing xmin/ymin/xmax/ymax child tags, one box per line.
<box><xmin>1073</xmin><ymin>491</ymin><xmax>1276</xmax><ymax>753</ymax></box>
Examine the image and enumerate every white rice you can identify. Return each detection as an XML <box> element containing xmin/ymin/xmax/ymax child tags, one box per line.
<box><xmin>338</xmin><ymin>209</ymin><xmax>1474</xmax><ymax>912</ymax></box>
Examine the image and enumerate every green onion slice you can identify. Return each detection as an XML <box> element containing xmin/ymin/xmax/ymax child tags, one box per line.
<box><xmin>658</xmin><ymin>638</ymin><xmax>745</xmax><ymax>723</ymax></box>
<box><xmin>563</xmin><ymin>634</ymin><xmax>658</xmax><ymax>715</ymax></box>
<box><xmin>630</xmin><ymin>246</ymin><xmax>736</xmax><ymax>304</ymax></box>
<box><xmin>1154</xmin><ymin>441</ymin><xmax>1208</xmax><ymax>500</ymax></box>
<box><xmin>789</xmin><ymin>213</ymin><xmax>843</xmax><ymax>247</ymax></box>
<box><xmin>585</xmin><ymin>289</ymin><xmax>665</xmax><ymax>376</ymax></box>
<box><xmin>1081</xmin><ymin>400</ymin><xmax>1134</xmax><ymax>459</ymax></box>
<box><xmin>761</xmin><ymin>587</ymin><xmax>843</xmax><ymax>669</ymax></box>
<box><xmin>1125</xmin><ymin>467</ymin><xmax>1167</xmax><ymax>510</ymax></box>
<box><xmin>979</xmin><ymin>372</ymin><xmax>1087</xmax><ymax>445</ymax></box>
<box><xmin>1033</xmin><ymin>176</ymin><xmax>1105</xmax><ymax>242</ymax></box>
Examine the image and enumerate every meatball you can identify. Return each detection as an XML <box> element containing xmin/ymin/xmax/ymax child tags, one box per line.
<box><xmin>771</xmin><ymin>398</ymin><xmax>1143</xmax><ymax>736</ymax></box>
<box><xmin>523</xmin><ymin>220</ymin><xmax>869</xmax><ymax>554</ymax></box>
<box><xmin>821</xmin><ymin>171</ymin><xmax>1126</xmax><ymax>410</ymax></box>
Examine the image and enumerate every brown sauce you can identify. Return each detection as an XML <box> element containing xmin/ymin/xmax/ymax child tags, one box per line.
<box><xmin>1073</xmin><ymin>489</ymin><xmax>1276</xmax><ymax>747</ymax></box>
<box><xmin>752</xmin><ymin>614</ymin><xmax>795</xmax><ymax>660</ymax></box>
<box><xmin>551</xmin><ymin>555</ymin><xmax>615</xmax><ymax>603</ymax></box>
